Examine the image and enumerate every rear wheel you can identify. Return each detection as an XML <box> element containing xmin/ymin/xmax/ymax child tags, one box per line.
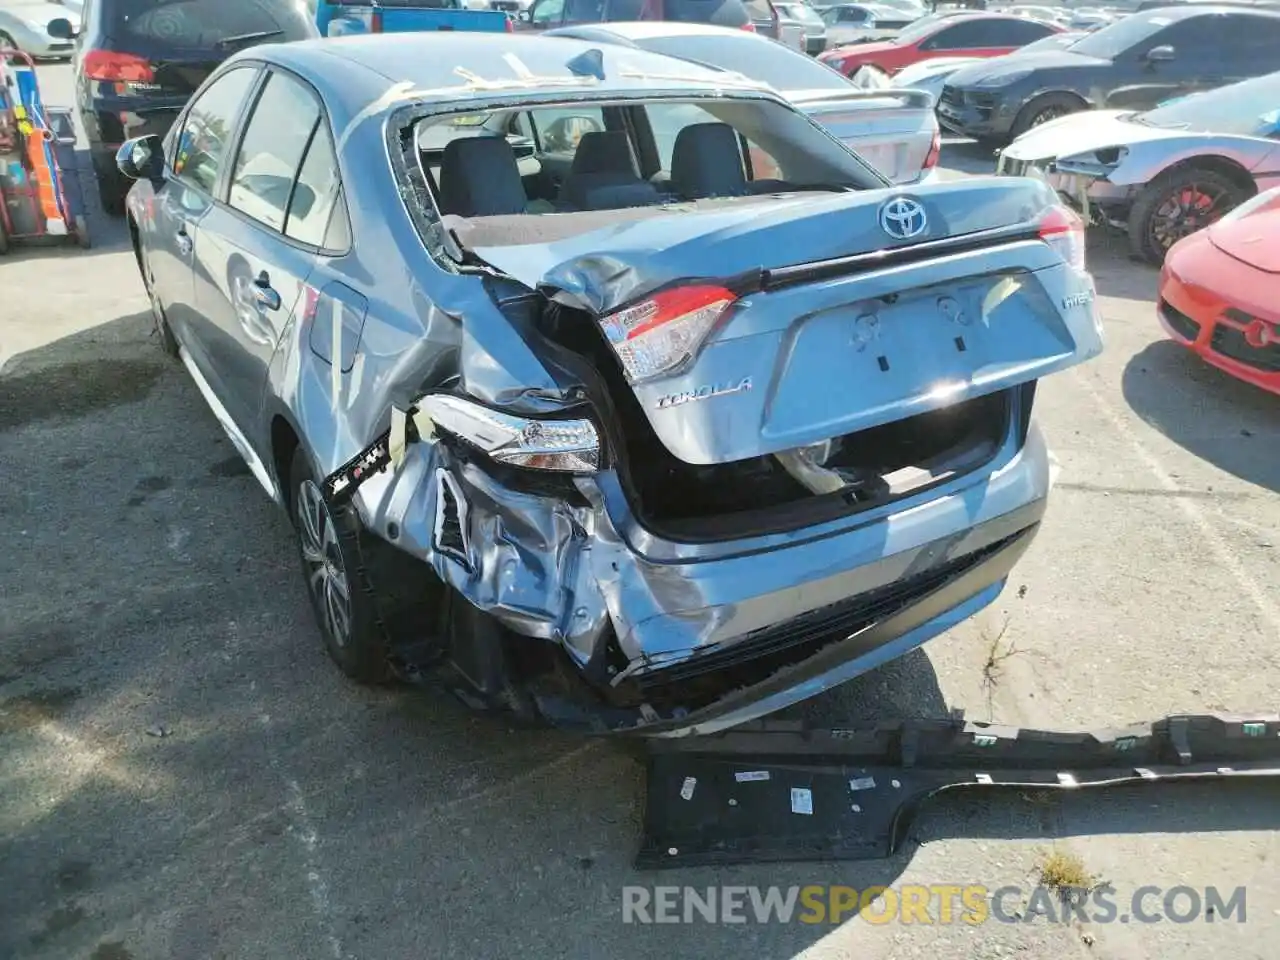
<box><xmin>73</xmin><ymin>214</ymin><xmax>91</xmax><ymax>250</ymax></box>
<box><xmin>1127</xmin><ymin>167</ymin><xmax>1248</xmax><ymax>266</ymax></box>
<box><xmin>93</xmin><ymin>160</ymin><xmax>127</xmax><ymax>218</ymax></box>
<box><xmin>289</xmin><ymin>447</ymin><xmax>392</xmax><ymax>684</ymax></box>
<box><xmin>1008</xmin><ymin>92</ymin><xmax>1086</xmax><ymax>141</ymax></box>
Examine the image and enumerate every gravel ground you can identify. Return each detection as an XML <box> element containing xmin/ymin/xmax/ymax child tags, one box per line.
<box><xmin>2</xmin><ymin>63</ymin><xmax>1279</xmax><ymax>960</ymax></box>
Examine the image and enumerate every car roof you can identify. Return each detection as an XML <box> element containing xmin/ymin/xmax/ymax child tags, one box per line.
<box><xmin>235</xmin><ymin>33</ymin><xmax>773</xmax><ymax>127</ymax></box>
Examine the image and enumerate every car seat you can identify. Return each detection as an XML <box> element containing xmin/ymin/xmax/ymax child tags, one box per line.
<box><xmin>558</xmin><ymin>130</ymin><xmax>660</xmax><ymax>210</ymax></box>
<box><xmin>436</xmin><ymin>136</ymin><xmax>531</xmax><ymax>217</ymax></box>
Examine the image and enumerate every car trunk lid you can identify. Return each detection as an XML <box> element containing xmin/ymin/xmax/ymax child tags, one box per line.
<box><xmin>463</xmin><ymin>179</ymin><xmax>1102</xmax><ymax>465</ymax></box>
<box><xmin>787</xmin><ymin>87</ymin><xmax>937</xmax><ymax>183</ymax></box>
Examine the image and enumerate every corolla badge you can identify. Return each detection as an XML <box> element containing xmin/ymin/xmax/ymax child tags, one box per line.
<box><xmin>878</xmin><ymin>196</ymin><xmax>928</xmax><ymax>240</ymax></box>
<box><xmin>656</xmin><ymin>377</ymin><xmax>753</xmax><ymax>409</ymax></box>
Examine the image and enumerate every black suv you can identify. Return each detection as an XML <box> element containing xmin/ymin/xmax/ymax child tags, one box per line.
<box><xmin>938</xmin><ymin>5</ymin><xmax>1280</xmax><ymax>143</ymax></box>
<box><xmin>72</xmin><ymin>0</ymin><xmax>318</xmax><ymax>216</ymax></box>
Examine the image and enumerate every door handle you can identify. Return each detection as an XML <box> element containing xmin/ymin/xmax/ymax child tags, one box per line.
<box><xmin>175</xmin><ymin>227</ymin><xmax>192</xmax><ymax>256</ymax></box>
<box><xmin>253</xmin><ymin>271</ymin><xmax>281</xmax><ymax>312</ymax></box>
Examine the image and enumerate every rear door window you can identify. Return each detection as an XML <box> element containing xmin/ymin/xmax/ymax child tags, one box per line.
<box><xmin>227</xmin><ymin>70</ymin><xmax>321</xmax><ymax>232</ymax></box>
<box><xmin>110</xmin><ymin>0</ymin><xmax>316</xmax><ymax>47</ymax></box>
<box><xmin>924</xmin><ymin>19</ymin><xmax>996</xmax><ymax>49</ymax></box>
<box><xmin>991</xmin><ymin>18</ymin><xmax>1055</xmax><ymax>44</ymax></box>
<box><xmin>171</xmin><ymin>66</ymin><xmax>260</xmax><ymax>194</ymax></box>
<box><xmin>285</xmin><ymin>122</ymin><xmax>345</xmax><ymax>248</ymax></box>
<box><xmin>1141</xmin><ymin>13</ymin><xmax>1223</xmax><ymax>59</ymax></box>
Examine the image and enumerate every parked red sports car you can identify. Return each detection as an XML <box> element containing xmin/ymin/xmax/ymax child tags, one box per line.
<box><xmin>817</xmin><ymin>12</ymin><xmax>1061</xmax><ymax>77</ymax></box>
<box><xmin>1158</xmin><ymin>186</ymin><xmax>1280</xmax><ymax>396</ymax></box>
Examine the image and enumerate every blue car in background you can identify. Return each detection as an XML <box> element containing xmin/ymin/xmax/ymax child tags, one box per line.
<box><xmin>114</xmin><ymin>32</ymin><xmax>1102</xmax><ymax>736</ymax></box>
<box><xmin>313</xmin><ymin>0</ymin><xmax>512</xmax><ymax>36</ymax></box>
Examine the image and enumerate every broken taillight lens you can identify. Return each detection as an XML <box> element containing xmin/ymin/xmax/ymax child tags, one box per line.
<box><xmin>1039</xmin><ymin>205</ymin><xmax>1086</xmax><ymax>272</ymax></box>
<box><xmin>599</xmin><ymin>284</ymin><xmax>738</xmax><ymax>383</ymax></box>
<box><xmin>418</xmin><ymin>395</ymin><xmax>600</xmax><ymax>474</ymax></box>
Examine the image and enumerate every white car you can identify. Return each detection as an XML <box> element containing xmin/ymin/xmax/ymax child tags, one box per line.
<box><xmin>0</xmin><ymin>0</ymin><xmax>80</xmax><ymax>58</ymax></box>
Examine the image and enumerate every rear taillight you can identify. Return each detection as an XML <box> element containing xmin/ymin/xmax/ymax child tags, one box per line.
<box><xmin>923</xmin><ymin>129</ymin><xmax>941</xmax><ymax>171</ymax></box>
<box><xmin>599</xmin><ymin>284</ymin><xmax>738</xmax><ymax>382</ymax></box>
<box><xmin>1039</xmin><ymin>205</ymin><xmax>1086</xmax><ymax>271</ymax></box>
<box><xmin>83</xmin><ymin>50</ymin><xmax>154</xmax><ymax>83</ymax></box>
<box><xmin>371</xmin><ymin>9</ymin><xmax>384</xmax><ymax>31</ymax></box>
<box><xmin>741</xmin><ymin>21</ymin><xmax>757</xmax><ymax>31</ymax></box>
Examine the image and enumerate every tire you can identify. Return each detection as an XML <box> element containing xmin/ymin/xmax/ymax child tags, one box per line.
<box><xmin>1127</xmin><ymin>166</ymin><xmax>1249</xmax><ymax>267</ymax></box>
<box><xmin>1008</xmin><ymin>92</ymin><xmax>1086</xmax><ymax>142</ymax></box>
<box><xmin>288</xmin><ymin>447</ymin><xmax>392</xmax><ymax>685</ymax></box>
<box><xmin>74</xmin><ymin>214</ymin><xmax>91</xmax><ymax>250</ymax></box>
<box><xmin>94</xmin><ymin>166</ymin><xmax>127</xmax><ymax>218</ymax></box>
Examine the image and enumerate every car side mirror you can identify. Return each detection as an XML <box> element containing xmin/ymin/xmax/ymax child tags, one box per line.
<box><xmin>116</xmin><ymin>134</ymin><xmax>165</xmax><ymax>182</ymax></box>
<box><xmin>46</xmin><ymin>18</ymin><xmax>74</xmax><ymax>41</ymax></box>
<box><xmin>1144</xmin><ymin>44</ymin><xmax>1175</xmax><ymax>62</ymax></box>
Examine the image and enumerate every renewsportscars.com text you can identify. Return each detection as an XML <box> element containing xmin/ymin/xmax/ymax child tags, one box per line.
<box><xmin>621</xmin><ymin>884</ymin><xmax>1247</xmax><ymax>925</ymax></box>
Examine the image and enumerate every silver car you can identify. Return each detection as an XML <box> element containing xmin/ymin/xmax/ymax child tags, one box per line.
<box><xmin>116</xmin><ymin>32</ymin><xmax>1101</xmax><ymax>736</ymax></box>
<box><xmin>998</xmin><ymin>70</ymin><xmax>1280</xmax><ymax>263</ymax></box>
<box><xmin>775</xmin><ymin>1</ymin><xmax>829</xmax><ymax>53</ymax></box>
<box><xmin>0</xmin><ymin>0</ymin><xmax>79</xmax><ymax>58</ymax></box>
<box><xmin>545</xmin><ymin>21</ymin><xmax>943</xmax><ymax>183</ymax></box>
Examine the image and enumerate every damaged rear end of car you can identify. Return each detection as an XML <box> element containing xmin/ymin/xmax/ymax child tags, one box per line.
<box><xmin>343</xmin><ymin>76</ymin><xmax>1103</xmax><ymax>737</ymax></box>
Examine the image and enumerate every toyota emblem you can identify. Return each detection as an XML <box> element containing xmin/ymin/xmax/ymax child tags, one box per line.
<box><xmin>879</xmin><ymin>196</ymin><xmax>928</xmax><ymax>241</ymax></box>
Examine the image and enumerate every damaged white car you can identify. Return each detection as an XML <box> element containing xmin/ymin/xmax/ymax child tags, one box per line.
<box><xmin>116</xmin><ymin>32</ymin><xmax>1102</xmax><ymax>736</ymax></box>
<box><xmin>998</xmin><ymin>70</ymin><xmax>1280</xmax><ymax>264</ymax></box>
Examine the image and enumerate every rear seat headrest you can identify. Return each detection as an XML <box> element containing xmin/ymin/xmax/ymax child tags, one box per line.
<box><xmin>437</xmin><ymin>135</ymin><xmax>528</xmax><ymax>218</ymax></box>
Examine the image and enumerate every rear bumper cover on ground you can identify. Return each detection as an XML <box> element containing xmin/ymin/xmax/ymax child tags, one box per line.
<box><xmin>640</xmin><ymin>712</ymin><xmax>1280</xmax><ymax>865</ymax></box>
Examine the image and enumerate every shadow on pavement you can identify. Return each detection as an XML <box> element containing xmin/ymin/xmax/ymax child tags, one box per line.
<box><xmin>1122</xmin><ymin>340</ymin><xmax>1280</xmax><ymax>493</ymax></box>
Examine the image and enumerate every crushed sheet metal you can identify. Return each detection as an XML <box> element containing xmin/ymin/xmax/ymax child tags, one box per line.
<box><xmin>637</xmin><ymin>712</ymin><xmax>1280</xmax><ymax>867</ymax></box>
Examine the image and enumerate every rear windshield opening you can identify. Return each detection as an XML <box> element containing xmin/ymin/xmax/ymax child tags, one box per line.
<box><xmin>405</xmin><ymin>95</ymin><xmax>884</xmax><ymax>253</ymax></box>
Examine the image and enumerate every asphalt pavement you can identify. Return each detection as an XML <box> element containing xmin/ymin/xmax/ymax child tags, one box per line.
<box><xmin>2</xmin><ymin>64</ymin><xmax>1279</xmax><ymax>960</ymax></box>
